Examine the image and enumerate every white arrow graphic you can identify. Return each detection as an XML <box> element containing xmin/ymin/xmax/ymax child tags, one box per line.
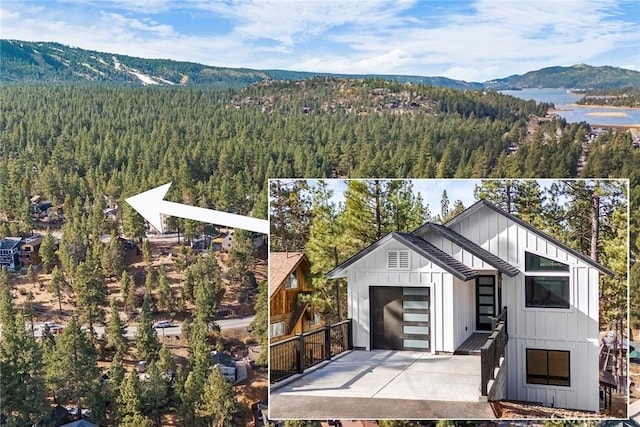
<box><xmin>125</xmin><ymin>183</ymin><xmax>269</xmax><ymax>235</ymax></box>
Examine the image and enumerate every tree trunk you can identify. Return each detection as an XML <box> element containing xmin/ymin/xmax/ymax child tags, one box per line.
<box><xmin>590</xmin><ymin>180</ymin><xmax>600</xmax><ymax>262</ymax></box>
<box><xmin>374</xmin><ymin>181</ymin><xmax>382</xmax><ymax>239</ymax></box>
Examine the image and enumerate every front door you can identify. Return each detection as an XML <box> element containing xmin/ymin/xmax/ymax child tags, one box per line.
<box><xmin>476</xmin><ymin>276</ymin><xmax>496</xmax><ymax>331</ymax></box>
<box><xmin>370</xmin><ymin>287</ymin><xmax>403</xmax><ymax>350</ymax></box>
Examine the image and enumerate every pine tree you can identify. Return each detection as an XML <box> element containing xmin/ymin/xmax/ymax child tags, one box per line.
<box><xmin>26</xmin><ymin>264</ymin><xmax>37</xmax><ymax>287</ymax></box>
<box><xmin>106</xmin><ymin>298</ymin><xmax>128</xmax><ymax>356</ymax></box>
<box><xmin>48</xmin><ymin>265</ymin><xmax>67</xmax><ymax>314</ymax></box>
<box><xmin>107</xmin><ymin>353</ymin><xmax>126</xmax><ymax>423</ymax></box>
<box><xmin>142</xmin><ymin>239</ymin><xmax>152</xmax><ymax>264</ymax></box>
<box><xmin>269</xmin><ymin>179</ymin><xmax>311</xmax><ymax>252</ymax></box>
<box><xmin>102</xmin><ymin>232</ymin><xmax>125</xmax><ymax>278</ymax></box>
<box><xmin>226</xmin><ymin>229</ymin><xmax>255</xmax><ymax>296</ymax></box>
<box><xmin>122</xmin><ymin>203</ymin><xmax>146</xmax><ymax>243</ymax></box>
<box><xmin>73</xmin><ymin>260</ymin><xmax>106</xmax><ymax>335</ymax></box>
<box><xmin>120</xmin><ymin>270</ymin><xmax>131</xmax><ymax>301</ymax></box>
<box><xmin>196</xmin><ymin>368</ymin><xmax>237</xmax><ymax>427</ymax></box>
<box><xmin>44</xmin><ymin>317</ymin><xmax>99</xmax><ymax>419</ymax></box>
<box><xmin>40</xmin><ymin>228</ymin><xmax>58</xmax><ymax>273</ymax></box>
<box><xmin>177</xmin><ymin>370</ymin><xmax>206</xmax><ymax>426</ymax></box>
<box><xmin>249</xmin><ymin>281</ymin><xmax>268</xmax><ymax>365</ymax></box>
<box><xmin>157</xmin><ymin>264</ymin><xmax>173</xmax><ymax>312</ymax></box>
<box><xmin>141</xmin><ymin>362</ymin><xmax>170</xmax><ymax>426</ymax></box>
<box><xmin>118</xmin><ymin>369</ymin><xmax>143</xmax><ymax>422</ymax></box>
<box><xmin>305</xmin><ymin>180</ymin><xmax>346</xmax><ymax>320</ymax></box>
<box><xmin>135</xmin><ymin>293</ymin><xmax>161</xmax><ymax>362</ymax></box>
<box><xmin>0</xmin><ymin>287</ymin><xmax>49</xmax><ymax>426</ymax></box>
<box><xmin>158</xmin><ymin>344</ymin><xmax>177</xmax><ymax>374</ymax></box>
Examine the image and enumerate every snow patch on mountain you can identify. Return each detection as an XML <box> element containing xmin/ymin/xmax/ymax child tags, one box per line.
<box><xmin>81</xmin><ymin>63</ymin><xmax>106</xmax><ymax>77</ymax></box>
<box><xmin>129</xmin><ymin>70</ymin><xmax>159</xmax><ymax>85</ymax></box>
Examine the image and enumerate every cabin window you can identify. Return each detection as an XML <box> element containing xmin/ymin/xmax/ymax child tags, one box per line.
<box><xmin>387</xmin><ymin>250</ymin><xmax>410</xmax><ymax>269</ymax></box>
<box><xmin>309</xmin><ymin>312</ymin><xmax>322</xmax><ymax>326</ymax></box>
<box><xmin>525</xmin><ymin>276</ymin><xmax>570</xmax><ymax>308</ymax></box>
<box><xmin>526</xmin><ymin>348</ymin><xmax>570</xmax><ymax>386</ymax></box>
<box><xmin>270</xmin><ymin>321</ymin><xmax>285</xmax><ymax>337</ymax></box>
<box><xmin>285</xmin><ymin>272</ymin><xmax>298</xmax><ymax>289</ymax></box>
<box><xmin>525</xmin><ymin>252</ymin><xmax>569</xmax><ymax>272</ymax></box>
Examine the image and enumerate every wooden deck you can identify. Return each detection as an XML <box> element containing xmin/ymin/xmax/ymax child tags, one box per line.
<box><xmin>454</xmin><ymin>332</ymin><xmax>490</xmax><ymax>355</ymax></box>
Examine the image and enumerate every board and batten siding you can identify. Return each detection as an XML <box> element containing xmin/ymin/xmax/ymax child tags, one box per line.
<box><xmin>451</xmin><ymin>277</ymin><xmax>475</xmax><ymax>350</ymax></box>
<box><xmin>449</xmin><ymin>205</ymin><xmax>600</xmax><ymax>412</ymax></box>
<box><xmin>346</xmin><ymin>239</ymin><xmax>454</xmax><ymax>352</ymax></box>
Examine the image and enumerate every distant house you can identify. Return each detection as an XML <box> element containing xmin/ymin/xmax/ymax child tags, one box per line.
<box><xmin>103</xmin><ymin>205</ymin><xmax>119</xmax><ymax>221</ymax></box>
<box><xmin>0</xmin><ymin>237</ymin><xmax>22</xmax><ymax>270</ymax></box>
<box><xmin>269</xmin><ymin>252</ymin><xmax>324</xmax><ymax>343</ymax></box>
<box><xmin>212</xmin><ymin>352</ymin><xmax>237</xmax><ymax>382</ymax></box>
<box><xmin>19</xmin><ymin>234</ymin><xmax>43</xmax><ymax>267</ymax></box>
<box><xmin>221</xmin><ymin>230</ymin><xmax>266</xmax><ymax>251</ymax></box>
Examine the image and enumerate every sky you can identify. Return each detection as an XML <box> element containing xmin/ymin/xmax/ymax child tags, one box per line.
<box><xmin>1</xmin><ymin>0</ymin><xmax>639</xmax><ymax>82</ymax></box>
<box><xmin>273</xmin><ymin>179</ymin><xmax>569</xmax><ymax>218</ymax></box>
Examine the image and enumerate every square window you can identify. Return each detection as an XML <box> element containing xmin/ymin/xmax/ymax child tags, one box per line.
<box><xmin>526</xmin><ymin>348</ymin><xmax>570</xmax><ymax>386</ymax></box>
<box><xmin>525</xmin><ymin>276</ymin><xmax>570</xmax><ymax>308</ymax></box>
<box><xmin>270</xmin><ymin>321</ymin><xmax>285</xmax><ymax>337</ymax></box>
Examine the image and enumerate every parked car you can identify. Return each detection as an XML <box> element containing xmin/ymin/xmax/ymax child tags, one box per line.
<box><xmin>41</xmin><ymin>321</ymin><xmax>65</xmax><ymax>334</ymax></box>
<box><xmin>153</xmin><ymin>320</ymin><xmax>174</xmax><ymax>328</ymax></box>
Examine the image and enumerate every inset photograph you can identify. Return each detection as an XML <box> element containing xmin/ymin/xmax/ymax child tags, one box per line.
<box><xmin>268</xmin><ymin>178</ymin><xmax>628</xmax><ymax>421</ymax></box>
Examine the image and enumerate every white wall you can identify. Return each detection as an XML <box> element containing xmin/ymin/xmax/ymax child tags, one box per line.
<box><xmin>451</xmin><ymin>277</ymin><xmax>475</xmax><ymax>350</ymax></box>
<box><xmin>346</xmin><ymin>238</ymin><xmax>453</xmax><ymax>352</ymax></box>
<box><xmin>450</xmin><ymin>205</ymin><xmax>600</xmax><ymax>412</ymax></box>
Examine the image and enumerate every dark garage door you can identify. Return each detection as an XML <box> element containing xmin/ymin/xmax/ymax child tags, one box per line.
<box><xmin>370</xmin><ymin>287</ymin><xmax>430</xmax><ymax>351</ymax></box>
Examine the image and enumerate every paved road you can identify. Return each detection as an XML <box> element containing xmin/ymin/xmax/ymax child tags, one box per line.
<box><xmin>28</xmin><ymin>315</ymin><xmax>255</xmax><ymax>338</ymax></box>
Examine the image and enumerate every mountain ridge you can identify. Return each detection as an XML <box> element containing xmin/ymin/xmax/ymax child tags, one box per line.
<box><xmin>2</xmin><ymin>39</ymin><xmax>639</xmax><ymax>90</ymax></box>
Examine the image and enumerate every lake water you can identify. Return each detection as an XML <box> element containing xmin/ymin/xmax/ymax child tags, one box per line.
<box><xmin>500</xmin><ymin>88</ymin><xmax>640</xmax><ymax>126</ymax></box>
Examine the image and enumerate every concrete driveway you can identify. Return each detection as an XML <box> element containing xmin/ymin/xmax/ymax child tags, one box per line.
<box><xmin>270</xmin><ymin>350</ymin><xmax>495</xmax><ymax>419</ymax></box>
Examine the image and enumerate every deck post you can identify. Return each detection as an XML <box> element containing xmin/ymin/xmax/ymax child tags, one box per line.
<box><xmin>296</xmin><ymin>333</ymin><xmax>304</xmax><ymax>374</ymax></box>
<box><xmin>324</xmin><ymin>325</ymin><xmax>332</xmax><ymax>360</ymax></box>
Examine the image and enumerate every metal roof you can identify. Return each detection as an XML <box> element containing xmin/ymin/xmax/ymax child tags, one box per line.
<box><xmin>416</xmin><ymin>223</ymin><xmax>520</xmax><ymax>277</ymax></box>
<box><xmin>326</xmin><ymin>232</ymin><xmax>478</xmax><ymax>281</ymax></box>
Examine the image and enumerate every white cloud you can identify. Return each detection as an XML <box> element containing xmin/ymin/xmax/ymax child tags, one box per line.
<box><xmin>0</xmin><ymin>0</ymin><xmax>637</xmax><ymax>80</ymax></box>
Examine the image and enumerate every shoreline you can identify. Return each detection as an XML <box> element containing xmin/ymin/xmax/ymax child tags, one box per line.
<box><xmin>568</xmin><ymin>103</ymin><xmax>640</xmax><ymax>111</ymax></box>
<box><xmin>589</xmin><ymin>123</ymin><xmax>640</xmax><ymax>129</ymax></box>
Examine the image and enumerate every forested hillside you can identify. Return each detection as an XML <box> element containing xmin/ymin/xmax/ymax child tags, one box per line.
<box><xmin>485</xmin><ymin>64</ymin><xmax>640</xmax><ymax>89</ymax></box>
<box><xmin>0</xmin><ymin>40</ymin><xmax>479</xmax><ymax>89</ymax></box>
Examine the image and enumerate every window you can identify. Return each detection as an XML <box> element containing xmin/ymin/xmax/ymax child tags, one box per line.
<box><xmin>388</xmin><ymin>250</ymin><xmax>410</xmax><ymax>269</ymax></box>
<box><xmin>525</xmin><ymin>276</ymin><xmax>570</xmax><ymax>308</ymax></box>
<box><xmin>524</xmin><ymin>252</ymin><xmax>570</xmax><ymax>309</ymax></box>
<box><xmin>525</xmin><ymin>252</ymin><xmax>569</xmax><ymax>272</ymax></box>
<box><xmin>270</xmin><ymin>321</ymin><xmax>285</xmax><ymax>337</ymax></box>
<box><xmin>310</xmin><ymin>312</ymin><xmax>322</xmax><ymax>326</ymax></box>
<box><xmin>526</xmin><ymin>349</ymin><xmax>570</xmax><ymax>386</ymax></box>
<box><xmin>285</xmin><ymin>272</ymin><xmax>298</xmax><ymax>289</ymax></box>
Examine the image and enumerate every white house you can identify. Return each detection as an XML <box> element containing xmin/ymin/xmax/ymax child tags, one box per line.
<box><xmin>326</xmin><ymin>199</ymin><xmax>613</xmax><ymax>412</ymax></box>
<box><xmin>221</xmin><ymin>230</ymin><xmax>266</xmax><ymax>251</ymax></box>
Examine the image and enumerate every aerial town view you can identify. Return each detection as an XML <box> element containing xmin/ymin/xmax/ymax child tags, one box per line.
<box><xmin>1</xmin><ymin>0</ymin><xmax>639</xmax><ymax>426</ymax></box>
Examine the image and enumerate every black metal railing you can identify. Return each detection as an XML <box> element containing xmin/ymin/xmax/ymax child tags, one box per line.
<box><xmin>481</xmin><ymin>307</ymin><xmax>508</xmax><ymax>397</ymax></box>
<box><xmin>270</xmin><ymin>319</ymin><xmax>352</xmax><ymax>384</ymax></box>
